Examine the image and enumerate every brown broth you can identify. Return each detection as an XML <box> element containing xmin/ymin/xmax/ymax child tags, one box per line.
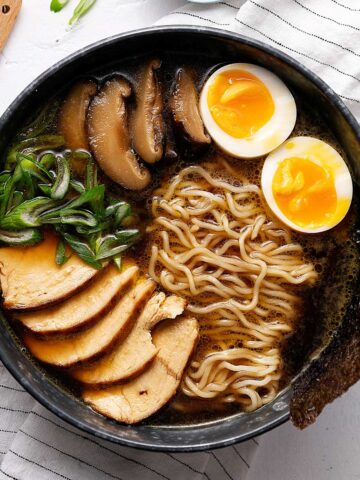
<box><xmin>3</xmin><ymin>56</ymin><xmax>360</xmax><ymax>427</ymax></box>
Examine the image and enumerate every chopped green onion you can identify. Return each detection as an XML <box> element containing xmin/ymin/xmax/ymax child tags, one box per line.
<box><xmin>38</xmin><ymin>184</ymin><xmax>52</xmax><ymax>196</ymax></box>
<box><xmin>0</xmin><ymin>197</ymin><xmax>58</xmax><ymax>229</ymax></box>
<box><xmin>115</xmin><ymin>204</ymin><xmax>132</xmax><ymax>226</ymax></box>
<box><xmin>115</xmin><ymin>229</ymin><xmax>139</xmax><ymax>244</ymax></box>
<box><xmin>70</xmin><ymin>179</ymin><xmax>86</xmax><ymax>193</ymax></box>
<box><xmin>67</xmin><ymin>150</ymin><xmax>91</xmax><ymax>177</ymax></box>
<box><xmin>67</xmin><ymin>184</ymin><xmax>105</xmax><ymax>213</ymax></box>
<box><xmin>85</xmin><ymin>158</ymin><xmax>98</xmax><ymax>190</ymax></box>
<box><xmin>0</xmin><ymin>172</ymin><xmax>11</xmax><ymax>190</ymax></box>
<box><xmin>6</xmin><ymin>135</ymin><xmax>65</xmax><ymax>170</ymax></box>
<box><xmin>43</xmin><ymin>209</ymin><xmax>97</xmax><ymax>227</ymax></box>
<box><xmin>75</xmin><ymin>218</ymin><xmax>112</xmax><ymax>235</ymax></box>
<box><xmin>51</xmin><ymin>155</ymin><xmax>70</xmax><ymax>200</ymax></box>
<box><xmin>69</xmin><ymin>0</ymin><xmax>96</xmax><ymax>25</ymax></box>
<box><xmin>39</xmin><ymin>152</ymin><xmax>56</xmax><ymax>170</ymax></box>
<box><xmin>11</xmin><ymin>191</ymin><xmax>24</xmax><ymax>209</ymax></box>
<box><xmin>21</xmin><ymin>171</ymin><xmax>36</xmax><ymax>200</ymax></box>
<box><xmin>95</xmin><ymin>234</ymin><xmax>130</xmax><ymax>261</ymax></box>
<box><xmin>0</xmin><ymin>228</ymin><xmax>43</xmax><ymax>246</ymax></box>
<box><xmin>62</xmin><ymin>232</ymin><xmax>102</xmax><ymax>269</ymax></box>
<box><xmin>55</xmin><ymin>238</ymin><xmax>70</xmax><ymax>265</ymax></box>
<box><xmin>0</xmin><ymin>163</ymin><xmax>24</xmax><ymax>217</ymax></box>
<box><xmin>50</xmin><ymin>0</ymin><xmax>70</xmax><ymax>12</ymax></box>
<box><xmin>113</xmin><ymin>255</ymin><xmax>122</xmax><ymax>271</ymax></box>
<box><xmin>18</xmin><ymin>154</ymin><xmax>51</xmax><ymax>183</ymax></box>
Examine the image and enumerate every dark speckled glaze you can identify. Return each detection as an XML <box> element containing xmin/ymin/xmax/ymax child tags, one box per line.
<box><xmin>0</xmin><ymin>27</ymin><xmax>359</xmax><ymax>452</ymax></box>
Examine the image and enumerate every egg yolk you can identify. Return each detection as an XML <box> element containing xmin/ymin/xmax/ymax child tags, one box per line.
<box><xmin>207</xmin><ymin>70</ymin><xmax>275</xmax><ymax>138</ymax></box>
<box><xmin>273</xmin><ymin>157</ymin><xmax>338</xmax><ymax>228</ymax></box>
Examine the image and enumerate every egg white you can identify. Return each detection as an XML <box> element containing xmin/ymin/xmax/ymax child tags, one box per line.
<box><xmin>200</xmin><ymin>63</ymin><xmax>297</xmax><ymax>158</ymax></box>
<box><xmin>261</xmin><ymin>136</ymin><xmax>353</xmax><ymax>233</ymax></box>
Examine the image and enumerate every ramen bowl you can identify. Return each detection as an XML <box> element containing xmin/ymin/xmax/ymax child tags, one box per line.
<box><xmin>0</xmin><ymin>27</ymin><xmax>359</xmax><ymax>451</ymax></box>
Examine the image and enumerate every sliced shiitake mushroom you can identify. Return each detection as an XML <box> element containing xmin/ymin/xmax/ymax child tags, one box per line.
<box><xmin>132</xmin><ymin>59</ymin><xmax>164</xmax><ymax>164</ymax></box>
<box><xmin>58</xmin><ymin>80</ymin><xmax>97</xmax><ymax>151</ymax></box>
<box><xmin>169</xmin><ymin>67</ymin><xmax>211</xmax><ymax>151</ymax></box>
<box><xmin>87</xmin><ymin>77</ymin><xmax>151</xmax><ymax>191</ymax></box>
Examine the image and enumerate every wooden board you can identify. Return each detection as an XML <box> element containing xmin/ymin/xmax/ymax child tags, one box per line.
<box><xmin>0</xmin><ymin>0</ymin><xmax>21</xmax><ymax>51</ymax></box>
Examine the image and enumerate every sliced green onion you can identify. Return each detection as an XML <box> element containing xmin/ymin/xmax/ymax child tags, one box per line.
<box><xmin>11</xmin><ymin>191</ymin><xmax>24</xmax><ymax>209</ymax></box>
<box><xmin>43</xmin><ymin>209</ymin><xmax>97</xmax><ymax>227</ymax></box>
<box><xmin>105</xmin><ymin>201</ymin><xmax>128</xmax><ymax>217</ymax></box>
<box><xmin>21</xmin><ymin>171</ymin><xmax>36</xmax><ymax>200</ymax></box>
<box><xmin>67</xmin><ymin>185</ymin><xmax>105</xmax><ymax>212</ymax></box>
<box><xmin>115</xmin><ymin>229</ymin><xmax>139</xmax><ymax>244</ymax></box>
<box><xmin>69</xmin><ymin>0</ymin><xmax>96</xmax><ymax>25</ymax></box>
<box><xmin>39</xmin><ymin>152</ymin><xmax>56</xmax><ymax>170</ymax></box>
<box><xmin>75</xmin><ymin>218</ymin><xmax>112</xmax><ymax>235</ymax></box>
<box><xmin>67</xmin><ymin>150</ymin><xmax>91</xmax><ymax>177</ymax></box>
<box><xmin>70</xmin><ymin>179</ymin><xmax>86</xmax><ymax>194</ymax></box>
<box><xmin>113</xmin><ymin>255</ymin><xmax>122</xmax><ymax>271</ymax></box>
<box><xmin>38</xmin><ymin>184</ymin><xmax>52</xmax><ymax>196</ymax></box>
<box><xmin>18</xmin><ymin>154</ymin><xmax>51</xmax><ymax>183</ymax></box>
<box><xmin>6</xmin><ymin>135</ymin><xmax>65</xmax><ymax>169</ymax></box>
<box><xmin>85</xmin><ymin>158</ymin><xmax>98</xmax><ymax>190</ymax></box>
<box><xmin>62</xmin><ymin>232</ymin><xmax>102</xmax><ymax>269</ymax></box>
<box><xmin>0</xmin><ymin>197</ymin><xmax>58</xmax><ymax>229</ymax></box>
<box><xmin>50</xmin><ymin>0</ymin><xmax>70</xmax><ymax>12</ymax></box>
<box><xmin>0</xmin><ymin>164</ymin><xmax>24</xmax><ymax>217</ymax></box>
<box><xmin>0</xmin><ymin>172</ymin><xmax>11</xmax><ymax>190</ymax></box>
<box><xmin>115</xmin><ymin>204</ymin><xmax>132</xmax><ymax>226</ymax></box>
<box><xmin>51</xmin><ymin>155</ymin><xmax>70</xmax><ymax>200</ymax></box>
<box><xmin>7</xmin><ymin>136</ymin><xmax>64</xmax><ymax>169</ymax></box>
<box><xmin>95</xmin><ymin>234</ymin><xmax>129</xmax><ymax>261</ymax></box>
<box><xmin>55</xmin><ymin>238</ymin><xmax>70</xmax><ymax>265</ymax></box>
<box><xmin>0</xmin><ymin>228</ymin><xmax>43</xmax><ymax>246</ymax></box>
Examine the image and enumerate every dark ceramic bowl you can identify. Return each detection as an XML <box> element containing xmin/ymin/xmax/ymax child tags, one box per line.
<box><xmin>0</xmin><ymin>27</ymin><xmax>359</xmax><ymax>452</ymax></box>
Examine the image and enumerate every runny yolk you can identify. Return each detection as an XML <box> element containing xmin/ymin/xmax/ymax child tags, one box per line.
<box><xmin>207</xmin><ymin>70</ymin><xmax>275</xmax><ymax>138</ymax></box>
<box><xmin>273</xmin><ymin>157</ymin><xmax>338</xmax><ymax>228</ymax></box>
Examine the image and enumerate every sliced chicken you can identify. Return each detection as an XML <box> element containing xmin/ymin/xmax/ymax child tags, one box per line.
<box><xmin>83</xmin><ymin>316</ymin><xmax>199</xmax><ymax>424</ymax></box>
<box><xmin>72</xmin><ymin>293</ymin><xmax>186</xmax><ymax>385</ymax></box>
<box><xmin>23</xmin><ymin>276</ymin><xmax>156</xmax><ymax>368</ymax></box>
<box><xmin>15</xmin><ymin>264</ymin><xmax>137</xmax><ymax>335</ymax></box>
<box><xmin>0</xmin><ymin>232</ymin><xmax>99</xmax><ymax>311</ymax></box>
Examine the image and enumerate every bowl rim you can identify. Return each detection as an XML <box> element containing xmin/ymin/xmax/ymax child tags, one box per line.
<box><xmin>0</xmin><ymin>25</ymin><xmax>359</xmax><ymax>452</ymax></box>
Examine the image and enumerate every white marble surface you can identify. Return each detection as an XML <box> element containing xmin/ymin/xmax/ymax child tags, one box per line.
<box><xmin>1</xmin><ymin>1</ymin><xmax>359</xmax><ymax>479</ymax></box>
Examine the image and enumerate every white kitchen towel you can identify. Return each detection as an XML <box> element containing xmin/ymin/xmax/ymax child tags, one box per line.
<box><xmin>156</xmin><ymin>0</ymin><xmax>246</xmax><ymax>29</ymax></box>
<box><xmin>158</xmin><ymin>0</ymin><xmax>360</xmax><ymax>121</ymax></box>
<box><xmin>1</xmin><ymin>0</ymin><xmax>360</xmax><ymax>478</ymax></box>
<box><xmin>0</xmin><ymin>368</ymin><xmax>257</xmax><ymax>480</ymax></box>
<box><xmin>233</xmin><ymin>0</ymin><xmax>360</xmax><ymax>120</ymax></box>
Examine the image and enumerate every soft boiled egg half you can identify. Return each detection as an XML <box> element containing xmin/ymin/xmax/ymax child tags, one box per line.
<box><xmin>262</xmin><ymin>137</ymin><xmax>353</xmax><ymax>233</ymax></box>
<box><xmin>200</xmin><ymin>63</ymin><xmax>297</xmax><ymax>158</ymax></box>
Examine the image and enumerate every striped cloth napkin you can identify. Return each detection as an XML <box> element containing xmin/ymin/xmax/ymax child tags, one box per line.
<box><xmin>0</xmin><ymin>364</ymin><xmax>257</xmax><ymax>480</ymax></box>
<box><xmin>1</xmin><ymin>0</ymin><xmax>360</xmax><ymax>478</ymax></box>
<box><xmin>158</xmin><ymin>0</ymin><xmax>360</xmax><ymax>120</ymax></box>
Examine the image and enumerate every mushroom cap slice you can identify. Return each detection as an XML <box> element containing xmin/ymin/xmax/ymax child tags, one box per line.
<box><xmin>169</xmin><ymin>67</ymin><xmax>211</xmax><ymax>148</ymax></box>
<box><xmin>71</xmin><ymin>292</ymin><xmax>186</xmax><ymax>386</ymax></box>
<box><xmin>23</xmin><ymin>275</ymin><xmax>157</xmax><ymax>368</ymax></box>
<box><xmin>83</xmin><ymin>316</ymin><xmax>199</xmax><ymax>424</ymax></box>
<box><xmin>131</xmin><ymin>59</ymin><xmax>164</xmax><ymax>164</ymax></box>
<box><xmin>15</xmin><ymin>264</ymin><xmax>135</xmax><ymax>335</ymax></box>
<box><xmin>0</xmin><ymin>232</ymin><xmax>99</xmax><ymax>311</ymax></box>
<box><xmin>88</xmin><ymin>77</ymin><xmax>151</xmax><ymax>191</ymax></box>
<box><xmin>58</xmin><ymin>80</ymin><xmax>97</xmax><ymax>151</ymax></box>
